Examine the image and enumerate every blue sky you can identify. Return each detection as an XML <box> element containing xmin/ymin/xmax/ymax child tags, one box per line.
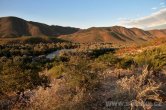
<box><xmin>0</xmin><ymin>0</ymin><xmax>166</xmax><ymax>28</ymax></box>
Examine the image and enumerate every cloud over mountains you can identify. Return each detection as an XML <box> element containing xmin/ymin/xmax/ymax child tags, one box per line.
<box><xmin>119</xmin><ymin>8</ymin><xmax>166</xmax><ymax>29</ymax></box>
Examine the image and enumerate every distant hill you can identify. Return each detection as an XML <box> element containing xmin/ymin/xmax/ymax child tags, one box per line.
<box><xmin>0</xmin><ymin>16</ymin><xmax>79</xmax><ymax>38</ymax></box>
<box><xmin>0</xmin><ymin>16</ymin><xmax>166</xmax><ymax>44</ymax></box>
<box><xmin>149</xmin><ymin>29</ymin><xmax>166</xmax><ymax>38</ymax></box>
<box><xmin>146</xmin><ymin>24</ymin><xmax>166</xmax><ymax>30</ymax></box>
<box><xmin>59</xmin><ymin>26</ymin><xmax>166</xmax><ymax>44</ymax></box>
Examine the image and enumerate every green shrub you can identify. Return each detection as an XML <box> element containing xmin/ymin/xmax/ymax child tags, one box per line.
<box><xmin>134</xmin><ymin>46</ymin><xmax>166</xmax><ymax>70</ymax></box>
<box><xmin>118</xmin><ymin>56</ymin><xmax>134</xmax><ymax>69</ymax></box>
<box><xmin>0</xmin><ymin>57</ymin><xmax>49</xmax><ymax>95</ymax></box>
<box><xmin>48</xmin><ymin>64</ymin><xmax>65</xmax><ymax>79</ymax></box>
<box><xmin>97</xmin><ymin>53</ymin><xmax>119</xmax><ymax>66</ymax></box>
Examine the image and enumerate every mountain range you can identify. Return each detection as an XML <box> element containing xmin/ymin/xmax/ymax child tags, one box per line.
<box><xmin>0</xmin><ymin>16</ymin><xmax>79</xmax><ymax>38</ymax></box>
<box><xmin>0</xmin><ymin>16</ymin><xmax>166</xmax><ymax>44</ymax></box>
<box><xmin>59</xmin><ymin>26</ymin><xmax>166</xmax><ymax>44</ymax></box>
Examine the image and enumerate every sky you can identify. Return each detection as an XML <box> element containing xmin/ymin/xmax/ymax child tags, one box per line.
<box><xmin>0</xmin><ymin>0</ymin><xmax>166</xmax><ymax>29</ymax></box>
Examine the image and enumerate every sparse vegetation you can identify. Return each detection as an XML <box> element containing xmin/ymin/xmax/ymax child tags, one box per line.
<box><xmin>115</xmin><ymin>66</ymin><xmax>166</xmax><ymax>110</ymax></box>
<box><xmin>133</xmin><ymin>45</ymin><xmax>166</xmax><ymax>70</ymax></box>
<box><xmin>0</xmin><ymin>38</ymin><xmax>166</xmax><ymax>110</ymax></box>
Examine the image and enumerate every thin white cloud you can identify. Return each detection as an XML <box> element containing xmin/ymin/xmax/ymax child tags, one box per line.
<box><xmin>152</xmin><ymin>7</ymin><xmax>157</xmax><ymax>10</ymax></box>
<box><xmin>118</xmin><ymin>8</ymin><xmax>166</xmax><ymax>28</ymax></box>
<box><xmin>160</xmin><ymin>1</ymin><xmax>165</xmax><ymax>8</ymax></box>
<box><xmin>160</xmin><ymin>2</ymin><xmax>165</xmax><ymax>5</ymax></box>
<box><xmin>118</xmin><ymin>17</ymin><xmax>128</xmax><ymax>21</ymax></box>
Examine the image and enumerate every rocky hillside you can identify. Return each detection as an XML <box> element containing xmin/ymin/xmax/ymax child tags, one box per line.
<box><xmin>59</xmin><ymin>26</ymin><xmax>166</xmax><ymax>44</ymax></box>
<box><xmin>0</xmin><ymin>16</ymin><xmax>79</xmax><ymax>38</ymax></box>
<box><xmin>1</xmin><ymin>16</ymin><xmax>166</xmax><ymax>45</ymax></box>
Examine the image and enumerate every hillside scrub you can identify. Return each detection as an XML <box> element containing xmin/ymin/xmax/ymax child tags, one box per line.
<box><xmin>114</xmin><ymin>66</ymin><xmax>166</xmax><ymax>110</ymax></box>
<box><xmin>27</xmin><ymin>57</ymin><xmax>104</xmax><ymax>110</ymax></box>
<box><xmin>133</xmin><ymin>45</ymin><xmax>166</xmax><ymax>70</ymax></box>
<box><xmin>0</xmin><ymin>41</ymin><xmax>166</xmax><ymax>109</ymax></box>
<box><xmin>0</xmin><ymin>56</ymin><xmax>49</xmax><ymax>96</ymax></box>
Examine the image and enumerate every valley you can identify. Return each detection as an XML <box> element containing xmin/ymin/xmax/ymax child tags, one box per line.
<box><xmin>0</xmin><ymin>16</ymin><xmax>166</xmax><ymax>110</ymax></box>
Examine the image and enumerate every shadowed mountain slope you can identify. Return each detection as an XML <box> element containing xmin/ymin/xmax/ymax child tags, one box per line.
<box><xmin>0</xmin><ymin>16</ymin><xmax>166</xmax><ymax>44</ymax></box>
<box><xmin>0</xmin><ymin>16</ymin><xmax>79</xmax><ymax>38</ymax></box>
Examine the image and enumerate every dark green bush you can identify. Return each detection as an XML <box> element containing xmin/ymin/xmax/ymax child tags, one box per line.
<box><xmin>118</xmin><ymin>57</ymin><xmax>134</xmax><ymax>69</ymax></box>
<box><xmin>97</xmin><ymin>53</ymin><xmax>120</xmax><ymax>66</ymax></box>
<box><xmin>0</xmin><ymin>56</ymin><xmax>49</xmax><ymax>95</ymax></box>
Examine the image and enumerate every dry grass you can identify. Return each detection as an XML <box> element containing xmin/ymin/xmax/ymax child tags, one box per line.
<box><xmin>28</xmin><ymin>79</ymin><xmax>89</xmax><ymax>110</ymax></box>
<box><xmin>116</xmin><ymin>66</ymin><xmax>166</xmax><ymax>110</ymax></box>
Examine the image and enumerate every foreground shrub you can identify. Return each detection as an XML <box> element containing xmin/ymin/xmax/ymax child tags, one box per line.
<box><xmin>134</xmin><ymin>46</ymin><xmax>166</xmax><ymax>70</ymax></box>
<box><xmin>117</xmin><ymin>56</ymin><xmax>134</xmax><ymax>69</ymax></box>
<box><xmin>28</xmin><ymin>58</ymin><xmax>102</xmax><ymax>110</ymax></box>
<box><xmin>115</xmin><ymin>66</ymin><xmax>166</xmax><ymax>109</ymax></box>
<box><xmin>97</xmin><ymin>53</ymin><xmax>120</xmax><ymax>66</ymax></box>
<box><xmin>0</xmin><ymin>58</ymin><xmax>48</xmax><ymax>95</ymax></box>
